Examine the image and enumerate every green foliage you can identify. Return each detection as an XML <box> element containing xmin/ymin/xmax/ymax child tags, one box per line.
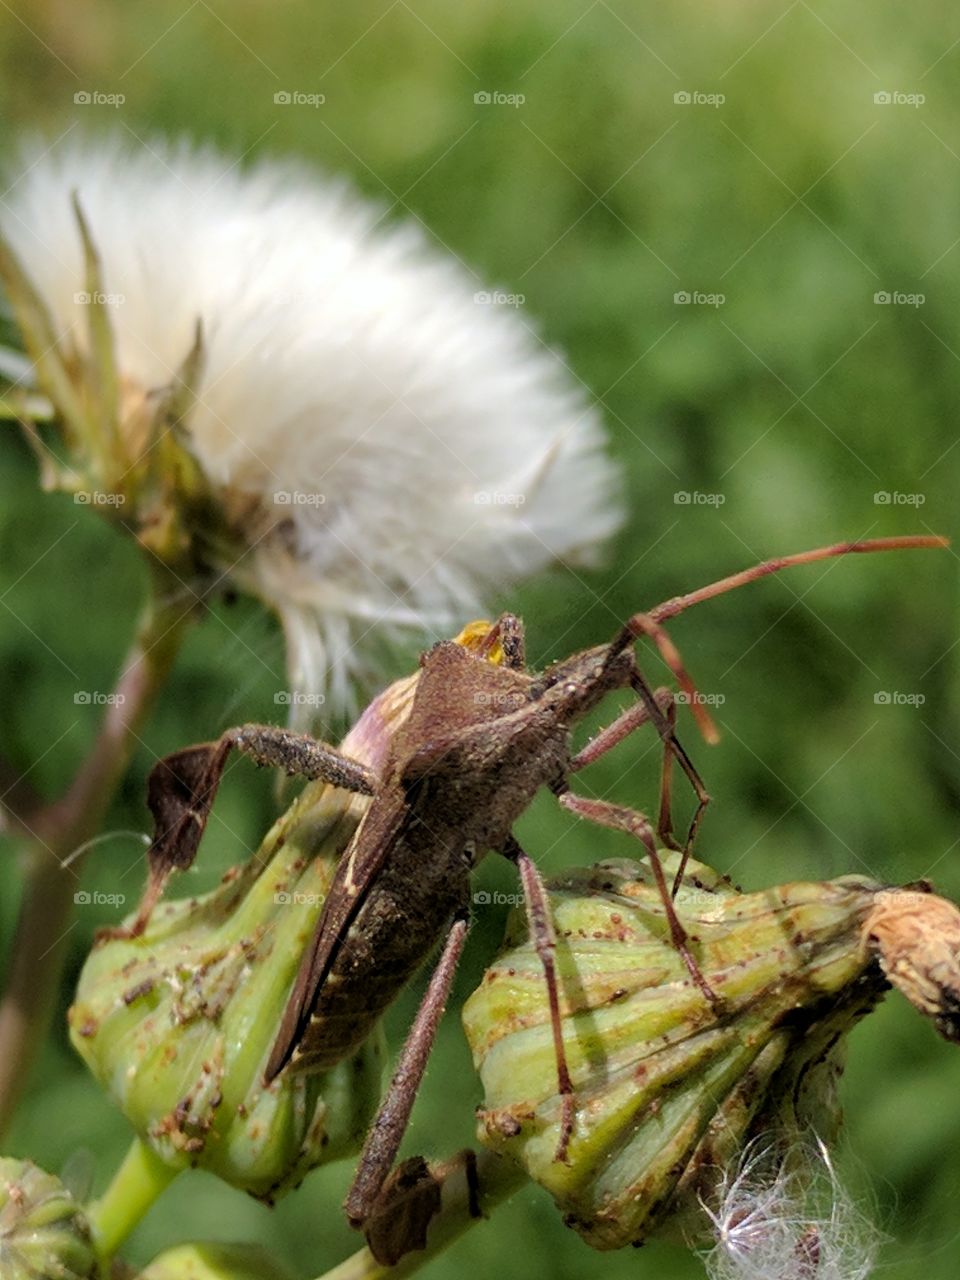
<box><xmin>1</xmin><ymin>2</ymin><xmax>958</xmax><ymax>1276</ymax></box>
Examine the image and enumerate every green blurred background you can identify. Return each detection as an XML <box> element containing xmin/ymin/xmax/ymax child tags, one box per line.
<box><xmin>1</xmin><ymin>2</ymin><xmax>959</xmax><ymax>1276</ymax></box>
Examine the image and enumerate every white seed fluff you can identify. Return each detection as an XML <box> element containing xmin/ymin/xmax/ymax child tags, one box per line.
<box><xmin>702</xmin><ymin>1139</ymin><xmax>881</xmax><ymax>1280</ymax></box>
<box><xmin>0</xmin><ymin>134</ymin><xmax>622</xmax><ymax>712</ymax></box>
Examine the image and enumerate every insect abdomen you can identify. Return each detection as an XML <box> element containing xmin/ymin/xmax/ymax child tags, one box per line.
<box><xmin>288</xmin><ymin>836</ymin><xmax>470</xmax><ymax>1073</ymax></box>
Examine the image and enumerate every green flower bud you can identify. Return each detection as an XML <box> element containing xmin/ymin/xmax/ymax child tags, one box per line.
<box><xmin>463</xmin><ymin>853</ymin><xmax>960</xmax><ymax>1251</ymax></box>
<box><xmin>67</xmin><ymin>665</ymin><xmax>428</xmax><ymax>1203</ymax></box>
<box><xmin>0</xmin><ymin>1158</ymin><xmax>97</xmax><ymax>1280</ymax></box>
<box><xmin>70</xmin><ymin>788</ymin><xmax>382</xmax><ymax>1201</ymax></box>
<box><xmin>140</xmin><ymin>1241</ymin><xmax>296</xmax><ymax>1280</ymax></box>
<box><xmin>69</xmin><ymin>620</ymin><xmax>502</xmax><ymax>1205</ymax></box>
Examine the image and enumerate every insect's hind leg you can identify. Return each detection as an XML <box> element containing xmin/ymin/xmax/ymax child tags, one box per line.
<box><xmin>555</xmin><ymin>789</ymin><xmax>720</xmax><ymax>1009</ymax></box>
<box><xmin>345</xmin><ymin>914</ymin><xmax>470</xmax><ymax>1233</ymax></box>
<box><xmin>502</xmin><ymin>834</ymin><xmax>577</xmax><ymax>1163</ymax></box>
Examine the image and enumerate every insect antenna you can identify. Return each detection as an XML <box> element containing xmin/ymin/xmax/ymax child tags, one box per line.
<box><xmin>590</xmin><ymin>535</ymin><xmax>948</xmax><ymax>894</ymax></box>
<box><xmin>648</xmin><ymin>535</ymin><xmax>947</xmax><ymax>624</ymax></box>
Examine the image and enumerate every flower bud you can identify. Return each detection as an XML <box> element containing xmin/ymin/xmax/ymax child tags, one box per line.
<box><xmin>463</xmin><ymin>853</ymin><xmax>960</xmax><ymax>1251</ymax></box>
<box><xmin>66</xmin><ymin>668</ymin><xmax>421</xmax><ymax>1201</ymax></box>
<box><xmin>140</xmin><ymin>1242</ymin><xmax>296</xmax><ymax>1280</ymax></box>
<box><xmin>0</xmin><ymin>1158</ymin><xmax>97</xmax><ymax>1280</ymax></box>
<box><xmin>68</xmin><ymin>621</ymin><xmax>497</xmax><ymax>1203</ymax></box>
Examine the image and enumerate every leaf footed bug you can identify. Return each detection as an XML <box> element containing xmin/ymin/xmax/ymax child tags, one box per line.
<box><xmin>127</xmin><ymin>534</ymin><xmax>945</xmax><ymax>1254</ymax></box>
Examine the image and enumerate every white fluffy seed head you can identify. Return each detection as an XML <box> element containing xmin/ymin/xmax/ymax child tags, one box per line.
<box><xmin>702</xmin><ymin>1138</ymin><xmax>881</xmax><ymax>1280</ymax></box>
<box><xmin>1</xmin><ymin>133</ymin><xmax>622</xmax><ymax>715</ymax></box>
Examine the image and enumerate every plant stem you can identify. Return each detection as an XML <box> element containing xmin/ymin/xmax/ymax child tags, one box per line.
<box><xmin>0</xmin><ymin>567</ymin><xmax>193</xmax><ymax>1137</ymax></box>
<box><xmin>87</xmin><ymin>1137</ymin><xmax>180</xmax><ymax>1263</ymax></box>
<box><xmin>318</xmin><ymin>1153</ymin><xmax>526</xmax><ymax>1280</ymax></box>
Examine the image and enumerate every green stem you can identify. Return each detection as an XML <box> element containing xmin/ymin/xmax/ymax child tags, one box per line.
<box><xmin>0</xmin><ymin>566</ymin><xmax>194</xmax><ymax>1138</ymax></box>
<box><xmin>318</xmin><ymin>1153</ymin><xmax>526</xmax><ymax>1280</ymax></box>
<box><xmin>87</xmin><ymin>1137</ymin><xmax>180</xmax><ymax>1263</ymax></box>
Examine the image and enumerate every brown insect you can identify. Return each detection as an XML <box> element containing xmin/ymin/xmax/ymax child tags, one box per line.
<box><xmin>129</xmin><ymin>534</ymin><xmax>944</xmax><ymax>1254</ymax></box>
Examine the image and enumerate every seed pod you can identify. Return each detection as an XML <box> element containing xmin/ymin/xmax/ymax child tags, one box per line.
<box><xmin>0</xmin><ymin>1158</ymin><xmax>97</xmax><ymax>1280</ymax></box>
<box><xmin>463</xmin><ymin>854</ymin><xmax>960</xmax><ymax>1251</ymax></box>
<box><xmin>67</xmin><ymin>666</ymin><xmax>422</xmax><ymax>1203</ymax></box>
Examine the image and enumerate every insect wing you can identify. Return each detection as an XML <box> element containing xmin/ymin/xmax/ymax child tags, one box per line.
<box><xmin>265</xmin><ymin>785</ymin><xmax>412</xmax><ymax>1079</ymax></box>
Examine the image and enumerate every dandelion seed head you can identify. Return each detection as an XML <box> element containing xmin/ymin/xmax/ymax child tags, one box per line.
<box><xmin>2</xmin><ymin>134</ymin><xmax>622</xmax><ymax>716</ymax></box>
<box><xmin>702</xmin><ymin>1139</ymin><xmax>881</xmax><ymax>1280</ymax></box>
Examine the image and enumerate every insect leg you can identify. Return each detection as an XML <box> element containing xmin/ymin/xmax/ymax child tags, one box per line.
<box><xmin>568</xmin><ymin>685</ymin><xmax>674</xmax><ymax>771</ymax></box>
<box><xmin>568</xmin><ymin>674</ymin><xmax>712</xmax><ymax>893</ymax></box>
<box><xmin>226</xmin><ymin>724</ymin><xmax>378</xmax><ymax>790</ymax></box>
<box><xmin>502</xmin><ymin>834</ymin><xmax>577</xmax><ymax>1163</ymax></box>
<box><xmin>122</xmin><ymin>726</ymin><xmax>377</xmax><ymax>937</ymax></box>
<box><xmin>345</xmin><ymin>914</ymin><xmax>470</xmax><ymax>1231</ymax></box>
<box><xmin>555</xmin><ymin>789</ymin><xmax>719</xmax><ymax>1008</ymax></box>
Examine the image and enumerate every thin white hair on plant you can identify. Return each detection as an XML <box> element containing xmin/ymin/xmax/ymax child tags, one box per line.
<box><xmin>0</xmin><ymin>133</ymin><xmax>624</xmax><ymax>721</ymax></box>
<box><xmin>702</xmin><ymin>1137</ymin><xmax>881</xmax><ymax>1280</ymax></box>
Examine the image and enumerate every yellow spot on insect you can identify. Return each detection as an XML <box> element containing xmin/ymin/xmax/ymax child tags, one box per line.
<box><xmin>453</xmin><ymin>619</ymin><xmax>505</xmax><ymax>666</ymax></box>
